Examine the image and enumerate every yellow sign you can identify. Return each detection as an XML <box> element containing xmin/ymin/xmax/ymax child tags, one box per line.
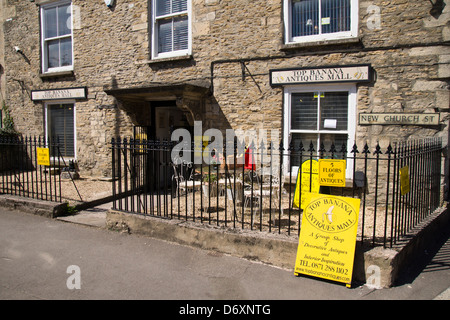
<box><xmin>318</xmin><ymin>159</ymin><xmax>346</xmax><ymax>187</ymax></box>
<box><xmin>399</xmin><ymin>166</ymin><xmax>410</xmax><ymax>196</ymax></box>
<box><xmin>293</xmin><ymin>160</ymin><xmax>320</xmax><ymax>209</ymax></box>
<box><xmin>194</xmin><ymin>136</ymin><xmax>210</xmax><ymax>159</ymax></box>
<box><xmin>295</xmin><ymin>194</ymin><xmax>360</xmax><ymax>286</ymax></box>
<box><xmin>36</xmin><ymin>147</ymin><xmax>50</xmax><ymax>166</ymax></box>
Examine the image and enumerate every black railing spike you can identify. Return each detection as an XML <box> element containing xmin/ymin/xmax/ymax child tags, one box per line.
<box><xmin>279</xmin><ymin>139</ymin><xmax>284</xmax><ymax>151</ymax></box>
<box><xmin>362</xmin><ymin>142</ymin><xmax>370</xmax><ymax>154</ymax></box>
<box><xmin>329</xmin><ymin>143</ymin><xmax>337</xmax><ymax>154</ymax></box>
<box><xmin>351</xmin><ymin>142</ymin><xmax>359</xmax><ymax>154</ymax></box>
<box><xmin>298</xmin><ymin>140</ymin><xmax>305</xmax><ymax>152</ymax></box>
<box><xmin>260</xmin><ymin>140</ymin><xmax>265</xmax><ymax>151</ymax></box>
<box><xmin>386</xmin><ymin>143</ymin><xmax>394</xmax><ymax>155</ymax></box>
<box><xmin>288</xmin><ymin>140</ymin><xmax>294</xmax><ymax>151</ymax></box>
<box><xmin>374</xmin><ymin>142</ymin><xmax>382</xmax><ymax>155</ymax></box>
<box><xmin>340</xmin><ymin>142</ymin><xmax>347</xmax><ymax>154</ymax></box>
<box><xmin>319</xmin><ymin>142</ymin><xmax>326</xmax><ymax>154</ymax></box>
<box><xmin>308</xmin><ymin>141</ymin><xmax>315</xmax><ymax>153</ymax></box>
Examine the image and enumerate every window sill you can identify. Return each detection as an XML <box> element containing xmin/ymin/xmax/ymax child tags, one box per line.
<box><xmin>39</xmin><ymin>70</ymin><xmax>75</xmax><ymax>80</ymax></box>
<box><xmin>281</xmin><ymin>37</ymin><xmax>361</xmax><ymax>51</ymax></box>
<box><xmin>140</xmin><ymin>54</ymin><xmax>193</xmax><ymax>65</ymax></box>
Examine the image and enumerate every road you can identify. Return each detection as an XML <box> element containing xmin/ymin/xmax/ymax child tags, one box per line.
<box><xmin>1</xmin><ymin>207</ymin><xmax>450</xmax><ymax>304</ymax></box>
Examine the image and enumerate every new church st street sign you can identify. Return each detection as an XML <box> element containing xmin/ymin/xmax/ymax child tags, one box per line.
<box><xmin>270</xmin><ymin>65</ymin><xmax>372</xmax><ymax>86</ymax></box>
<box><xmin>359</xmin><ymin>113</ymin><xmax>440</xmax><ymax>125</ymax></box>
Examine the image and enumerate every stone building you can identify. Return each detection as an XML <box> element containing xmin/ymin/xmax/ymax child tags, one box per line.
<box><xmin>1</xmin><ymin>0</ymin><xmax>449</xmax><ymax>178</ymax></box>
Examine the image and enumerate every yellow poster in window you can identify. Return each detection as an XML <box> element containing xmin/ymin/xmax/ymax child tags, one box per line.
<box><xmin>36</xmin><ymin>147</ymin><xmax>50</xmax><ymax>166</ymax></box>
<box><xmin>293</xmin><ymin>159</ymin><xmax>320</xmax><ymax>209</ymax></box>
<box><xmin>295</xmin><ymin>194</ymin><xmax>360</xmax><ymax>287</ymax></box>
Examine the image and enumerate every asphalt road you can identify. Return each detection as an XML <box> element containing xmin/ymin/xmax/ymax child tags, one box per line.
<box><xmin>1</xmin><ymin>207</ymin><xmax>449</xmax><ymax>303</ymax></box>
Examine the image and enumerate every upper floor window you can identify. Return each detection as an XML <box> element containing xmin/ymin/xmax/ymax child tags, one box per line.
<box><xmin>284</xmin><ymin>0</ymin><xmax>358</xmax><ymax>44</ymax></box>
<box><xmin>151</xmin><ymin>0</ymin><xmax>191</xmax><ymax>59</ymax></box>
<box><xmin>40</xmin><ymin>1</ymin><xmax>73</xmax><ymax>73</ymax></box>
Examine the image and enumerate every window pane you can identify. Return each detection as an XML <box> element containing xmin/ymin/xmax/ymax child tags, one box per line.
<box><xmin>60</xmin><ymin>37</ymin><xmax>72</xmax><ymax>67</ymax></box>
<box><xmin>321</xmin><ymin>0</ymin><xmax>351</xmax><ymax>34</ymax></box>
<box><xmin>320</xmin><ymin>133</ymin><xmax>348</xmax><ymax>156</ymax></box>
<box><xmin>291</xmin><ymin>92</ymin><xmax>318</xmax><ymax>130</ymax></box>
<box><xmin>156</xmin><ymin>0</ymin><xmax>171</xmax><ymax>16</ymax></box>
<box><xmin>44</xmin><ymin>7</ymin><xmax>57</xmax><ymax>39</ymax></box>
<box><xmin>290</xmin><ymin>133</ymin><xmax>318</xmax><ymax>165</ymax></box>
<box><xmin>58</xmin><ymin>4</ymin><xmax>72</xmax><ymax>36</ymax></box>
<box><xmin>158</xmin><ymin>19</ymin><xmax>173</xmax><ymax>53</ymax></box>
<box><xmin>172</xmin><ymin>0</ymin><xmax>187</xmax><ymax>13</ymax></box>
<box><xmin>49</xmin><ymin>104</ymin><xmax>74</xmax><ymax>158</ymax></box>
<box><xmin>292</xmin><ymin>0</ymin><xmax>319</xmax><ymax>37</ymax></box>
<box><xmin>319</xmin><ymin>91</ymin><xmax>348</xmax><ymax>130</ymax></box>
<box><xmin>173</xmin><ymin>15</ymin><xmax>188</xmax><ymax>51</ymax></box>
<box><xmin>47</xmin><ymin>39</ymin><xmax>60</xmax><ymax>68</ymax></box>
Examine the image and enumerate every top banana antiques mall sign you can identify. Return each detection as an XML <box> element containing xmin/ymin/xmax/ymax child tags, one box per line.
<box><xmin>295</xmin><ymin>194</ymin><xmax>360</xmax><ymax>287</ymax></box>
<box><xmin>270</xmin><ymin>65</ymin><xmax>372</xmax><ymax>86</ymax></box>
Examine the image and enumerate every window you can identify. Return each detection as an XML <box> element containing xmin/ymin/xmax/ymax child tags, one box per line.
<box><xmin>284</xmin><ymin>85</ymin><xmax>356</xmax><ymax>177</ymax></box>
<box><xmin>41</xmin><ymin>1</ymin><xmax>73</xmax><ymax>73</ymax></box>
<box><xmin>284</xmin><ymin>0</ymin><xmax>358</xmax><ymax>44</ymax></box>
<box><xmin>46</xmin><ymin>103</ymin><xmax>75</xmax><ymax>158</ymax></box>
<box><xmin>151</xmin><ymin>0</ymin><xmax>191</xmax><ymax>59</ymax></box>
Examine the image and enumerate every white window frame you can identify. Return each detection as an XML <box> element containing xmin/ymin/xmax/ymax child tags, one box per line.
<box><xmin>283</xmin><ymin>0</ymin><xmax>359</xmax><ymax>44</ymax></box>
<box><xmin>151</xmin><ymin>0</ymin><xmax>192</xmax><ymax>60</ymax></box>
<box><xmin>40</xmin><ymin>1</ymin><xmax>74</xmax><ymax>74</ymax></box>
<box><xmin>44</xmin><ymin>100</ymin><xmax>77</xmax><ymax>160</ymax></box>
<box><xmin>283</xmin><ymin>84</ymin><xmax>357</xmax><ymax>179</ymax></box>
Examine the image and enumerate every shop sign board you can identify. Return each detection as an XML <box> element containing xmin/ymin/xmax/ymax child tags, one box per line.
<box><xmin>318</xmin><ymin>159</ymin><xmax>346</xmax><ymax>187</ymax></box>
<box><xmin>293</xmin><ymin>159</ymin><xmax>320</xmax><ymax>209</ymax></box>
<box><xmin>36</xmin><ymin>148</ymin><xmax>50</xmax><ymax>166</ymax></box>
<box><xmin>31</xmin><ymin>87</ymin><xmax>87</xmax><ymax>101</ymax></box>
<box><xmin>270</xmin><ymin>65</ymin><xmax>371</xmax><ymax>86</ymax></box>
<box><xmin>295</xmin><ymin>194</ymin><xmax>360</xmax><ymax>287</ymax></box>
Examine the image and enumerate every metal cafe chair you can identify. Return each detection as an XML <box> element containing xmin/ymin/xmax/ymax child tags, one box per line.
<box><xmin>171</xmin><ymin>160</ymin><xmax>202</xmax><ymax>197</ymax></box>
<box><xmin>243</xmin><ymin>167</ymin><xmax>284</xmax><ymax>226</ymax></box>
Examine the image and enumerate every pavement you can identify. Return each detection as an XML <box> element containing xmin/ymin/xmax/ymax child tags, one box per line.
<box><xmin>52</xmin><ymin>202</ymin><xmax>450</xmax><ymax>300</ymax></box>
<box><xmin>0</xmin><ymin>200</ymin><xmax>448</xmax><ymax>301</ymax></box>
<box><xmin>56</xmin><ymin>202</ymin><xmax>110</xmax><ymax>228</ymax></box>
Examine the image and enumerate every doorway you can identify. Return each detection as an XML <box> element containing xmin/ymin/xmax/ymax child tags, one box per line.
<box><xmin>134</xmin><ymin>101</ymin><xmax>193</xmax><ymax>188</ymax></box>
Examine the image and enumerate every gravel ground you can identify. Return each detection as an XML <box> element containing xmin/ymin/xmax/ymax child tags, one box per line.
<box><xmin>60</xmin><ymin>176</ymin><xmax>112</xmax><ymax>204</ymax></box>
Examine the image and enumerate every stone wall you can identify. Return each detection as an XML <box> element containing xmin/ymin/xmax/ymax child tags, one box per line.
<box><xmin>1</xmin><ymin>0</ymin><xmax>449</xmax><ymax>177</ymax></box>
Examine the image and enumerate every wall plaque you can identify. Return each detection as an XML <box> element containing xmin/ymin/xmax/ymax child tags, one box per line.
<box><xmin>270</xmin><ymin>65</ymin><xmax>371</xmax><ymax>86</ymax></box>
<box><xmin>31</xmin><ymin>87</ymin><xmax>87</xmax><ymax>101</ymax></box>
<box><xmin>359</xmin><ymin>113</ymin><xmax>440</xmax><ymax>125</ymax></box>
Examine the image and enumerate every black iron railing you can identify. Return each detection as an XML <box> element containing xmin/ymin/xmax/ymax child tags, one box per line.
<box><xmin>111</xmin><ymin>137</ymin><xmax>445</xmax><ymax>248</ymax></box>
<box><xmin>0</xmin><ymin>135</ymin><xmax>63</xmax><ymax>202</ymax></box>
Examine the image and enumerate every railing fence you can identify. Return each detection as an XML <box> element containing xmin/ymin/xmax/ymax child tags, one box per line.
<box><xmin>0</xmin><ymin>135</ymin><xmax>63</xmax><ymax>202</ymax></box>
<box><xmin>111</xmin><ymin>137</ymin><xmax>445</xmax><ymax>248</ymax></box>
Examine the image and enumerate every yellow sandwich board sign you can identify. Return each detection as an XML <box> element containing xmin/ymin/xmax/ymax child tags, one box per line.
<box><xmin>36</xmin><ymin>148</ymin><xmax>50</xmax><ymax>166</ymax></box>
<box><xmin>293</xmin><ymin>160</ymin><xmax>320</xmax><ymax>209</ymax></box>
<box><xmin>295</xmin><ymin>194</ymin><xmax>360</xmax><ymax>287</ymax></box>
<box><xmin>318</xmin><ymin>159</ymin><xmax>346</xmax><ymax>187</ymax></box>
